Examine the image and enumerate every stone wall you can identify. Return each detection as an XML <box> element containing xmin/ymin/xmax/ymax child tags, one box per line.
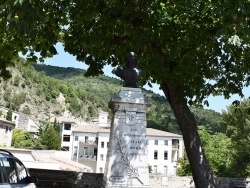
<box><xmin>149</xmin><ymin>175</ymin><xmax>195</xmax><ymax>188</ymax></box>
<box><xmin>17</xmin><ymin>113</ymin><xmax>30</xmax><ymax>130</ymax></box>
<box><xmin>149</xmin><ymin>176</ymin><xmax>250</xmax><ymax>188</ymax></box>
<box><xmin>28</xmin><ymin>168</ymin><xmax>250</xmax><ymax>188</ymax></box>
<box><xmin>28</xmin><ymin>169</ymin><xmax>103</xmax><ymax>188</ymax></box>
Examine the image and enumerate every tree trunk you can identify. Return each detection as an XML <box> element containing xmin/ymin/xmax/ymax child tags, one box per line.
<box><xmin>161</xmin><ymin>80</ymin><xmax>217</xmax><ymax>188</ymax></box>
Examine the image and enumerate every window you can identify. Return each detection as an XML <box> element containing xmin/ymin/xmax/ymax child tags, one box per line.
<box><xmin>83</xmin><ymin>147</ymin><xmax>88</xmax><ymax>155</ymax></box>
<box><xmin>15</xmin><ymin>159</ymin><xmax>28</xmax><ymax>181</ymax></box>
<box><xmin>75</xmin><ymin>136</ymin><xmax>79</xmax><ymax>141</ymax></box>
<box><xmin>107</xmin><ymin>142</ymin><xmax>109</xmax><ymax>148</ymax></box>
<box><xmin>63</xmin><ymin>135</ymin><xmax>70</xmax><ymax>142</ymax></box>
<box><xmin>172</xmin><ymin>139</ymin><xmax>179</xmax><ymax>148</ymax></box>
<box><xmin>154</xmin><ymin>150</ymin><xmax>158</xmax><ymax>160</ymax></box>
<box><xmin>94</xmin><ymin>148</ymin><xmax>97</xmax><ymax>156</ymax></box>
<box><xmin>101</xmin><ymin>142</ymin><xmax>104</xmax><ymax>148</ymax></box>
<box><xmin>0</xmin><ymin>159</ymin><xmax>4</xmax><ymax>183</ymax></box>
<box><xmin>5</xmin><ymin>126</ymin><xmax>8</xmax><ymax>133</ymax></box>
<box><xmin>1</xmin><ymin>157</ymin><xmax>18</xmax><ymax>183</ymax></box>
<box><xmin>164</xmin><ymin>166</ymin><xmax>168</xmax><ymax>175</ymax></box>
<box><xmin>5</xmin><ymin>126</ymin><xmax>11</xmax><ymax>133</ymax></box>
<box><xmin>164</xmin><ymin>140</ymin><xmax>168</xmax><ymax>145</ymax></box>
<box><xmin>173</xmin><ymin>166</ymin><xmax>177</xmax><ymax>176</ymax></box>
<box><xmin>152</xmin><ymin>165</ymin><xmax>157</xmax><ymax>174</ymax></box>
<box><xmin>99</xmin><ymin>167</ymin><xmax>103</xmax><ymax>173</ymax></box>
<box><xmin>85</xmin><ymin>136</ymin><xmax>88</xmax><ymax>143</ymax></box>
<box><xmin>100</xmin><ymin>154</ymin><xmax>104</xmax><ymax>161</ymax></box>
<box><xmin>164</xmin><ymin>151</ymin><xmax>168</xmax><ymax>160</ymax></box>
<box><xmin>64</xmin><ymin>123</ymin><xmax>71</xmax><ymax>130</ymax></box>
<box><xmin>154</xmin><ymin>140</ymin><xmax>158</xmax><ymax>145</ymax></box>
<box><xmin>73</xmin><ymin>146</ymin><xmax>78</xmax><ymax>156</ymax></box>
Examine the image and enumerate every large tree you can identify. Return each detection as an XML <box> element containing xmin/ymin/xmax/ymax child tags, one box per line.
<box><xmin>1</xmin><ymin>1</ymin><xmax>250</xmax><ymax>187</ymax></box>
<box><xmin>220</xmin><ymin>99</ymin><xmax>250</xmax><ymax>177</ymax></box>
<box><xmin>40</xmin><ymin>122</ymin><xmax>61</xmax><ymax>150</ymax></box>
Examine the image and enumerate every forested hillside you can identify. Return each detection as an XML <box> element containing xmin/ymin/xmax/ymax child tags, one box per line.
<box><xmin>0</xmin><ymin>59</ymin><xmax>222</xmax><ymax>134</ymax></box>
<box><xmin>0</xmin><ymin>60</ymin><xmax>106</xmax><ymax>121</ymax></box>
<box><xmin>32</xmin><ymin>64</ymin><xmax>222</xmax><ymax>134</ymax></box>
<box><xmin>4</xmin><ymin>61</ymin><xmax>248</xmax><ymax>177</ymax></box>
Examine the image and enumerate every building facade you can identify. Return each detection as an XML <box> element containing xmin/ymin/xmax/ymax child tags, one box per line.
<box><xmin>60</xmin><ymin>113</ymin><xmax>184</xmax><ymax>175</ymax></box>
<box><xmin>0</xmin><ymin>118</ymin><xmax>15</xmax><ymax>147</ymax></box>
<box><xmin>0</xmin><ymin>106</ymin><xmax>39</xmax><ymax>133</ymax></box>
<box><xmin>146</xmin><ymin>128</ymin><xmax>183</xmax><ymax>175</ymax></box>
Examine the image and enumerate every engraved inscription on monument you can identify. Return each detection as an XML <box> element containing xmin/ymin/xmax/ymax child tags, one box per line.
<box><xmin>105</xmin><ymin>111</ymin><xmax>150</xmax><ymax>187</ymax></box>
<box><xmin>104</xmin><ymin>53</ymin><xmax>151</xmax><ymax>187</ymax></box>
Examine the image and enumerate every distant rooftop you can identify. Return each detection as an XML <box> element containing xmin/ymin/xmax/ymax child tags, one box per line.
<box><xmin>73</xmin><ymin>124</ymin><xmax>110</xmax><ymax>133</ymax></box>
<box><xmin>146</xmin><ymin>128</ymin><xmax>182</xmax><ymax>138</ymax></box>
<box><xmin>0</xmin><ymin>117</ymin><xmax>15</xmax><ymax>125</ymax></box>
<box><xmin>72</xmin><ymin>124</ymin><xmax>182</xmax><ymax>138</ymax></box>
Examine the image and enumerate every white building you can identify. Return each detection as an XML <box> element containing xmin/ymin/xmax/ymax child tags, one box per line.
<box><xmin>146</xmin><ymin>128</ymin><xmax>183</xmax><ymax>175</ymax></box>
<box><xmin>0</xmin><ymin>106</ymin><xmax>39</xmax><ymax>133</ymax></box>
<box><xmin>0</xmin><ymin>117</ymin><xmax>15</xmax><ymax>147</ymax></box>
<box><xmin>60</xmin><ymin>113</ymin><xmax>184</xmax><ymax>175</ymax></box>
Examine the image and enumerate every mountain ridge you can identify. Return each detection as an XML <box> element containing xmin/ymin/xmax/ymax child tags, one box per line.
<box><xmin>0</xmin><ymin>61</ymin><xmax>222</xmax><ymax>134</ymax></box>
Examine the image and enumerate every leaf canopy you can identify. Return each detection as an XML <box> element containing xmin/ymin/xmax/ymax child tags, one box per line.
<box><xmin>1</xmin><ymin>0</ymin><xmax>250</xmax><ymax>104</ymax></box>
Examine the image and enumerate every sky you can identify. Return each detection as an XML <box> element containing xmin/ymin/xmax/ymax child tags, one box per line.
<box><xmin>43</xmin><ymin>43</ymin><xmax>250</xmax><ymax>113</ymax></box>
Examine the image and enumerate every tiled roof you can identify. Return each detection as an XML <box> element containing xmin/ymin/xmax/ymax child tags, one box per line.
<box><xmin>73</xmin><ymin>125</ymin><xmax>182</xmax><ymax>138</ymax></box>
<box><xmin>73</xmin><ymin>124</ymin><xmax>110</xmax><ymax>133</ymax></box>
<box><xmin>0</xmin><ymin>117</ymin><xmax>15</xmax><ymax>125</ymax></box>
<box><xmin>53</xmin><ymin>116</ymin><xmax>87</xmax><ymax>124</ymax></box>
<box><xmin>146</xmin><ymin>128</ymin><xmax>182</xmax><ymax>138</ymax></box>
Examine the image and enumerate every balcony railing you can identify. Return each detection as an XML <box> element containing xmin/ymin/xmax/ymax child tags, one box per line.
<box><xmin>172</xmin><ymin>145</ymin><xmax>179</xmax><ymax>150</ymax></box>
<box><xmin>78</xmin><ymin>155</ymin><xmax>97</xmax><ymax>161</ymax></box>
<box><xmin>79</xmin><ymin>140</ymin><xmax>97</xmax><ymax>145</ymax></box>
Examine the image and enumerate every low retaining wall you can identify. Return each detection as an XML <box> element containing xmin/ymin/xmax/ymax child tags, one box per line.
<box><xmin>28</xmin><ymin>169</ymin><xmax>103</xmax><ymax>188</ymax></box>
<box><xmin>28</xmin><ymin>168</ymin><xmax>250</xmax><ymax>188</ymax></box>
<box><xmin>149</xmin><ymin>175</ymin><xmax>250</xmax><ymax>188</ymax></box>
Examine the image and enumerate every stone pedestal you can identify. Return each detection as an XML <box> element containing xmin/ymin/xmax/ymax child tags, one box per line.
<box><xmin>103</xmin><ymin>87</ymin><xmax>151</xmax><ymax>188</ymax></box>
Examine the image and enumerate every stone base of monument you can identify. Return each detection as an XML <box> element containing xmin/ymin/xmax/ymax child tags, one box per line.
<box><xmin>103</xmin><ymin>87</ymin><xmax>151</xmax><ymax>188</ymax></box>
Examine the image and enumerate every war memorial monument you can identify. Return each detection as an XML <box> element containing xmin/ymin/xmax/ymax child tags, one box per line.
<box><xmin>103</xmin><ymin>52</ymin><xmax>151</xmax><ymax>188</ymax></box>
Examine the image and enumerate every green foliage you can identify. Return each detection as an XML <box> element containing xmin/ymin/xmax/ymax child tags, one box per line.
<box><xmin>12</xmin><ymin>121</ymin><xmax>60</xmax><ymax>150</ymax></box>
<box><xmin>3</xmin><ymin>88</ymin><xmax>12</xmax><ymax>102</ymax></box>
<box><xmin>4</xmin><ymin>64</ymin><xmax>106</xmax><ymax>120</ymax></box>
<box><xmin>33</xmin><ymin>64</ymin><xmax>120</xmax><ymax>108</ymax></box>
<box><xmin>3</xmin><ymin>1</ymin><xmax>250</xmax><ymax>184</ymax></box>
<box><xmin>21</xmin><ymin>82</ymin><xmax>25</xmax><ymax>88</ymax></box>
<box><xmin>39</xmin><ymin>121</ymin><xmax>61</xmax><ymax>150</ymax></box>
<box><xmin>146</xmin><ymin>99</ymin><xmax>180</xmax><ymax>133</ymax></box>
<box><xmin>198</xmin><ymin>126</ymin><xmax>232</xmax><ymax>177</ymax></box>
<box><xmin>21</xmin><ymin>105</ymin><xmax>31</xmax><ymax>115</ymax></box>
<box><xmin>1</xmin><ymin>62</ymin><xmax>223</xmax><ymax>133</ymax></box>
<box><xmin>148</xmin><ymin>165</ymin><xmax>152</xmax><ymax>173</ymax></box>
<box><xmin>178</xmin><ymin>126</ymin><xmax>232</xmax><ymax>177</ymax></box>
<box><xmin>220</xmin><ymin>99</ymin><xmax>250</xmax><ymax>177</ymax></box>
<box><xmin>6</xmin><ymin>109</ymin><xmax>12</xmax><ymax>121</ymax></box>
<box><xmin>13</xmin><ymin>75</ymin><xmax>20</xmax><ymax>86</ymax></box>
<box><xmin>177</xmin><ymin>152</ymin><xmax>192</xmax><ymax>176</ymax></box>
<box><xmin>3</xmin><ymin>1</ymin><xmax>247</xmax><ymax>109</ymax></box>
<box><xmin>31</xmin><ymin>64</ymin><xmax>224</xmax><ymax>134</ymax></box>
<box><xmin>12</xmin><ymin>128</ymin><xmax>34</xmax><ymax>148</ymax></box>
<box><xmin>12</xmin><ymin>92</ymin><xmax>26</xmax><ymax>111</ymax></box>
<box><xmin>53</xmin><ymin>119</ymin><xmax>60</xmax><ymax>132</ymax></box>
<box><xmin>191</xmin><ymin>108</ymin><xmax>223</xmax><ymax>133</ymax></box>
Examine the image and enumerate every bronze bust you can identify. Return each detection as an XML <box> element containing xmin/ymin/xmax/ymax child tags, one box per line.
<box><xmin>112</xmin><ymin>52</ymin><xmax>143</xmax><ymax>88</ymax></box>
